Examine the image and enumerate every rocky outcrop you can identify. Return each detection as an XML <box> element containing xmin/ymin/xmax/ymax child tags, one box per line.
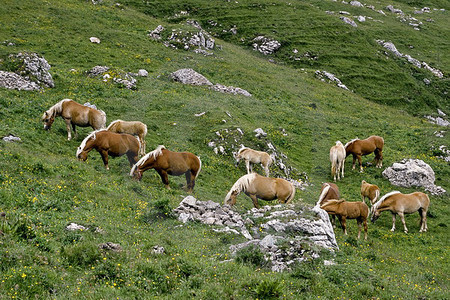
<box><xmin>340</xmin><ymin>17</ymin><xmax>358</xmax><ymax>27</ymax></box>
<box><xmin>252</xmin><ymin>36</ymin><xmax>281</xmax><ymax>55</ymax></box>
<box><xmin>2</xmin><ymin>134</ymin><xmax>21</xmax><ymax>142</ymax></box>
<box><xmin>170</xmin><ymin>68</ymin><xmax>252</xmax><ymax>96</ymax></box>
<box><xmin>87</xmin><ymin>65</ymin><xmax>137</xmax><ymax>89</ymax></box>
<box><xmin>315</xmin><ymin>70</ymin><xmax>349</xmax><ymax>90</ymax></box>
<box><xmin>0</xmin><ymin>71</ymin><xmax>40</xmax><ymax>91</ymax></box>
<box><xmin>174</xmin><ymin>196</ymin><xmax>338</xmax><ymax>272</ymax></box>
<box><xmin>382</xmin><ymin>159</ymin><xmax>446</xmax><ymax>195</ymax></box>
<box><xmin>377</xmin><ymin>40</ymin><xmax>443</xmax><ymax>78</ymax></box>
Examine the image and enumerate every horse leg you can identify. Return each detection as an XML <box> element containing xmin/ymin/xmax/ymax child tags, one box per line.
<box><xmin>398</xmin><ymin>212</ymin><xmax>408</xmax><ymax>233</ymax></box>
<box><xmin>341</xmin><ymin>160</ymin><xmax>345</xmax><ymax>179</ymax></box>
<box><xmin>357</xmin><ymin>155</ymin><xmax>363</xmax><ymax>172</ymax></box>
<box><xmin>263</xmin><ymin>164</ymin><xmax>269</xmax><ymax>177</ymax></box>
<box><xmin>245</xmin><ymin>160</ymin><xmax>251</xmax><ymax>174</ymax></box>
<box><xmin>127</xmin><ymin>153</ymin><xmax>138</xmax><ymax>167</ymax></box>
<box><xmin>357</xmin><ymin>218</ymin><xmax>362</xmax><ymax>239</ymax></box>
<box><xmin>249</xmin><ymin>194</ymin><xmax>259</xmax><ymax>208</ymax></box>
<box><xmin>363</xmin><ymin>218</ymin><xmax>368</xmax><ymax>240</ymax></box>
<box><xmin>99</xmin><ymin>150</ymin><xmax>109</xmax><ymax>170</ymax></box>
<box><xmin>378</xmin><ymin>150</ymin><xmax>383</xmax><ymax>168</ymax></box>
<box><xmin>340</xmin><ymin>216</ymin><xmax>347</xmax><ymax>235</ymax></box>
<box><xmin>185</xmin><ymin>171</ymin><xmax>194</xmax><ymax>193</ymax></box>
<box><xmin>419</xmin><ymin>209</ymin><xmax>427</xmax><ymax>232</ymax></box>
<box><xmin>352</xmin><ymin>154</ymin><xmax>357</xmax><ymax>170</ymax></box>
<box><xmin>391</xmin><ymin>214</ymin><xmax>396</xmax><ymax>232</ymax></box>
<box><xmin>63</xmin><ymin>118</ymin><xmax>72</xmax><ymax>140</ymax></box>
<box><xmin>157</xmin><ymin>170</ymin><xmax>170</xmax><ymax>189</ymax></box>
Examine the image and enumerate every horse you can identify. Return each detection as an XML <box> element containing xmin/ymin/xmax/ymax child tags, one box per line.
<box><xmin>330</xmin><ymin>141</ymin><xmax>346</xmax><ymax>181</ymax></box>
<box><xmin>344</xmin><ymin>135</ymin><xmax>384</xmax><ymax>172</ymax></box>
<box><xmin>42</xmin><ymin>99</ymin><xmax>106</xmax><ymax>140</ymax></box>
<box><xmin>321</xmin><ymin>200</ymin><xmax>369</xmax><ymax>240</ymax></box>
<box><xmin>360</xmin><ymin>180</ymin><xmax>380</xmax><ymax>205</ymax></box>
<box><xmin>371</xmin><ymin>191</ymin><xmax>430</xmax><ymax>233</ymax></box>
<box><xmin>235</xmin><ymin>146</ymin><xmax>273</xmax><ymax>177</ymax></box>
<box><xmin>317</xmin><ymin>182</ymin><xmax>341</xmax><ymax>225</ymax></box>
<box><xmin>106</xmin><ymin>120</ymin><xmax>148</xmax><ymax>156</ymax></box>
<box><xmin>76</xmin><ymin>130</ymin><xmax>139</xmax><ymax>170</ymax></box>
<box><xmin>224</xmin><ymin>173</ymin><xmax>295</xmax><ymax>208</ymax></box>
<box><xmin>130</xmin><ymin>145</ymin><xmax>201</xmax><ymax>193</ymax></box>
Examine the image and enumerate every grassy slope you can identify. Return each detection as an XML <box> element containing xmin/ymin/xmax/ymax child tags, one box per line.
<box><xmin>0</xmin><ymin>0</ymin><xmax>449</xmax><ymax>299</ymax></box>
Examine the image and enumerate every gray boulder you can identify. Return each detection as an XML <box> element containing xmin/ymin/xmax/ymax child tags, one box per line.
<box><xmin>0</xmin><ymin>71</ymin><xmax>40</xmax><ymax>91</ymax></box>
<box><xmin>382</xmin><ymin>159</ymin><xmax>446</xmax><ymax>195</ymax></box>
<box><xmin>252</xmin><ymin>36</ymin><xmax>281</xmax><ymax>55</ymax></box>
<box><xmin>15</xmin><ymin>52</ymin><xmax>54</xmax><ymax>88</ymax></box>
<box><xmin>340</xmin><ymin>17</ymin><xmax>358</xmax><ymax>27</ymax></box>
<box><xmin>171</xmin><ymin>68</ymin><xmax>213</xmax><ymax>86</ymax></box>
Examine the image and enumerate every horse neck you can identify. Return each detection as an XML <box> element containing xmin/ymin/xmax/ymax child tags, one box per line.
<box><xmin>139</xmin><ymin>156</ymin><xmax>156</xmax><ymax>172</ymax></box>
<box><xmin>82</xmin><ymin>138</ymin><xmax>96</xmax><ymax>153</ymax></box>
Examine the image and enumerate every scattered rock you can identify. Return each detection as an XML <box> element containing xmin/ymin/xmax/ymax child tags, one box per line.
<box><xmin>89</xmin><ymin>37</ymin><xmax>101</xmax><ymax>44</ymax></box>
<box><xmin>87</xmin><ymin>65</ymin><xmax>137</xmax><ymax>89</ymax></box>
<box><xmin>350</xmin><ymin>1</ymin><xmax>363</xmax><ymax>7</ymax></box>
<box><xmin>83</xmin><ymin>102</ymin><xmax>97</xmax><ymax>109</ymax></box>
<box><xmin>152</xmin><ymin>246</ymin><xmax>165</xmax><ymax>254</ymax></box>
<box><xmin>2</xmin><ymin>134</ymin><xmax>21</xmax><ymax>142</ymax></box>
<box><xmin>425</xmin><ymin>115</ymin><xmax>450</xmax><ymax>127</ymax></box>
<box><xmin>315</xmin><ymin>70</ymin><xmax>349</xmax><ymax>90</ymax></box>
<box><xmin>171</xmin><ymin>68</ymin><xmax>212</xmax><ymax>86</ymax></box>
<box><xmin>340</xmin><ymin>17</ymin><xmax>358</xmax><ymax>27</ymax></box>
<box><xmin>357</xmin><ymin>16</ymin><xmax>366</xmax><ymax>22</ymax></box>
<box><xmin>0</xmin><ymin>70</ymin><xmax>42</xmax><ymax>91</ymax></box>
<box><xmin>138</xmin><ymin>69</ymin><xmax>148</xmax><ymax>77</ymax></box>
<box><xmin>437</xmin><ymin>109</ymin><xmax>446</xmax><ymax>117</ymax></box>
<box><xmin>382</xmin><ymin>159</ymin><xmax>446</xmax><ymax>195</ymax></box>
<box><xmin>148</xmin><ymin>25</ymin><xmax>165</xmax><ymax>40</ymax></box>
<box><xmin>253</xmin><ymin>128</ymin><xmax>267</xmax><ymax>138</ymax></box>
<box><xmin>210</xmin><ymin>84</ymin><xmax>252</xmax><ymax>97</ymax></box>
<box><xmin>252</xmin><ymin>36</ymin><xmax>281</xmax><ymax>55</ymax></box>
<box><xmin>195</xmin><ymin>112</ymin><xmax>206</xmax><ymax>117</ymax></box>
<box><xmin>423</xmin><ymin>78</ymin><xmax>431</xmax><ymax>85</ymax></box>
<box><xmin>66</xmin><ymin>223</ymin><xmax>88</xmax><ymax>231</ymax></box>
<box><xmin>98</xmin><ymin>242</ymin><xmax>122</xmax><ymax>252</ymax></box>
<box><xmin>386</xmin><ymin>5</ymin><xmax>403</xmax><ymax>14</ymax></box>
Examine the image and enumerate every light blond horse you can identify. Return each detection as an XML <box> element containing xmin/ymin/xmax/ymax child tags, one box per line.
<box><xmin>371</xmin><ymin>191</ymin><xmax>430</xmax><ymax>233</ymax></box>
<box><xmin>42</xmin><ymin>99</ymin><xmax>106</xmax><ymax>140</ymax></box>
<box><xmin>235</xmin><ymin>146</ymin><xmax>273</xmax><ymax>177</ymax></box>
<box><xmin>107</xmin><ymin>120</ymin><xmax>148</xmax><ymax>156</ymax></box>
<box><xmin>330</xmin><ymin>141</ymin><xmax>346</xmax><ymax>181</ymax></box>
<box><xmin>317</xmin><ymin>182</ymin><xmax>341</xmax><ymax>225</ymax></box>
<box><xmin>321</xmin><ymin>200</ymin><xmax>369</xmax><ymax>240</ymax></box>
<box><xmin>130</xmin><ymin>145</ymin><xmax>201</xmax><ymax>193</ymax></box>
<box><xmin>76</xmin><ymin>130</ymin><xmax>140</xmax><ymax>170</ymax></box>
<box><xmin>360</xmin><ymin>180</ymin><xmax>380</xmax><ymax>205</ymax></box>
<box><xmin>224</xmin><ymin>173</ymin><xmax>295</xmax><ymax>208</ymax></box>
<box><xmin>345</xmin><ymin>135</ymin><xmax>384</xmax><ymax>172</ymax></box>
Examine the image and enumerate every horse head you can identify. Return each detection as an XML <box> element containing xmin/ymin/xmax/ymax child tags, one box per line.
<box><xmin>224</xmin><ymin>190</ymin><xmax>239</xmax><ymax>206</ymax></box>
<box><xmin>370</xmin><ymin>208</ymin><xmax>380</xmax><ymax>223</ymax></box>
<box><xmin>41</xmin><ymin>111</ymin><xmax>55</xmax><ymax>130</ymax></box>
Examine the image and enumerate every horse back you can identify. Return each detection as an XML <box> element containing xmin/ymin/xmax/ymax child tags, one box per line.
<box><xmin>342</xmin><ymin>201</ymin><xmax>369</xmax><ymax>219</ymax></box>
<box><xmin>369</xmin><ymin>135</ymin><xmax>384</xmax><ymax>150</ymax></box>
<box><xmin>389</xmin><ymin>192</ymin><xmax>429</xmax><ymax>213</ymax></box>
<box><xmin>321</xmin><ymin>183</ymin><xmax>340</xmax><ymax>200</ymax></box>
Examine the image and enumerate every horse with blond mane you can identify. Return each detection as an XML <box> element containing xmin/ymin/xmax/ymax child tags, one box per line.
<box><xmin>235</xmin><ymin>146</ymin><xmax>272</xmax><ymax>177</ymax></box>
<box><xmin>76</xmin><ymin>130</ymin><xmax>139</xmax><ymax>170</ymax></box>
<box><xmin>371</xmin><ymin>191</ymin><xmax>430</xmax><ymax>233</ymax></box>
<box><xmin>130</xmin><ymin>145</ymin><xmax>201</xmax><ymax>193</ymax></box>
<box><xmin>330</xmin><ymin>141</ymin><xmax>346</xmax><ymax>181</ymax></box>
<box><xmin>42</xmin><ymin>99</ymin><xmax>106</xmax><ymax>140</ymax></box>
<box><xmin>106</xmin><ymin>120</ymin><xmax>148</xmax><ymax>156</ymax></box>
<box><xmin>317</xmin><ymin>182</ymin><xmax>341</xmax><ymax>225</ymax></box>
<box><xmin>344</xmin><ymin>135</ymin><xmax>384</xmax><ymax>172</ymax></box>
<box><xmin>360</xmin><ymin>180</ymin><xmax>380</xmax><ymax>205</ymax></box>
<box><xmin>224</xmin><ymin>173</ymin><xmax>295</xmax><ymax>208</ymax></box>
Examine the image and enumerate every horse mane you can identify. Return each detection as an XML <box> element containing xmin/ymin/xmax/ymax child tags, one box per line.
<box><xmin>237</xmin><ymin>146</ymin><xmax>250</xmax><ymax>154</ymax></box>
<box><xmin>45</xmin><ymin>99</ymin><xmax>71</xmax><ymax>118</ymax></box>
<box><xmin>317</xmin><ymin>183</ymin><xmax>331</xmax><ymax>206</ymax></box>
<box><xmin>76</xmin><ymin>129</ymin><xmax>106</xmax><ymax>156</ymax></box>
<box><xmin>130</xmin><ymin>145</ymin><xmax>166</xmax><ymax>176</ymax></box>
<box><xmin>225</xmin><ymin>173</ymin><xmax>256</xmax><ymax>200</ymax></box>
<box><xmin>320</xmin><ymin>199</ymin><xmax>344</xmax><ymax>209</ymax></box>
<box><xmin>344</xmin><ymin>138</ymin><xmax>359</xmax><ymax>149</ymax></box>
<box><xmin>335</xmin><ymin>141</ymin><xmax>344</xmax><ymax>147</ymax></box>
<box><xmin>372</xmin><ymin>191</ymin><xmax>401</xmax><ymax>211</ymax></box>
<box><xmin>106</xmin><ymin>119</ymin><xmax>123</xmax><ymax>130</ymax></box>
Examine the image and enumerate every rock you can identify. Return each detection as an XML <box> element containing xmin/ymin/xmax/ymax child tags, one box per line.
<box><xmin>340</xmin><ymin>17</ymin><xmax>358</xmax><ymax>27</ymax></box>
<box><xmin>178</xmin><ymin>213</ymin><xmax>193</xmax><ymax>223</ymax></box>
<box><xmin>386</xmin><ymin>5</ymin><xmax>403</xmax><ymax>14</ymax></box>
<box><xmin>148</xmin><ymin>25</ymin><xmax>165</xmax><ymax>40</ymax></box>
<box><xmin>152</xmin><ymin>246</ymin><xmax>165</xmax><ymax>254</ymax></box>
<box><xmin>210</xmin><ymin>84</ymin><xmax>252</xmax><ymax>97</ymax></box>
<box><xmin>66</xmin><ymin>223</ymin><xmax>88</xmax><ymax>231</ymax></box>
<box><xmin>181</xmin><ymin>195</ymin><xmax>197</xmax><ymax>207</ymax></box>
<box><xmin>423</xmin><ymin>78</ymin><xmax>431</xmax><ymax>85</ymax></box>
<box><xmin>138</xmin><ymin>69</ymin><xmax>148</xmax><ymax>77</ymax></box>
<box><xmin>315</xmin><ymin>70</ymin><xmax>349</xmax><ymax>90</ymax></box>
<box><xmin>382</xmin><ymin>159</ymin><xmax>446</xmax><ymax>195</ymax></box>
<box><xmin>83</xmin><ymin>102</ymin><xmax>97</xmax><ymax>109</ymax></box>
<box><xmin>357</xmin><ymin>16</ymin><xmax>366</xmax><ymax>22</ymax></box>
<box><xmin>171</xmin><ymin>68</ymin><xmax>212</xmax><ymax>86</ymax></box>
<box><xmin>438</xmin><ymin>109</ymin><xmax>446</xmax><ymax>117</ymax></box>
<box><xmin>425</xmin><ymin>116</ymin><xmax>450</xmax><ymax>127</ymax></box>
<box><xmin>252</xmin><ymin>36</ymin><xmax>281</xmax><ymax>55</ymax></box>
<box><xmin>98</xmin><ymin>242</ymin><xmax>122</xmax><ymax>252</ymax></box>
<box><xmin>88</xmin><ymin>66</ymin><xmax>110</xmax><ymax>77</ymax></box>
<box><xmin>2</xmin><ymin>134</ymin><xmax>21</xmax><ymax>142</ymax></box>
<box><xmin>89</xmin><ymin>37</ymin><xmax>101</xmax><ymax>44</ymax></box>
<box><xmin>0</xmin><ymin>71</ymin><xmax>41</xmax><ymax>91</ymax></box>
<box><xmin>350</xmin><ymin>1</ymin><xmax>363</xmax><ymax>7</ymax></box>
<box><xmin>260</xmin><ymin>235</ymin><xmax>277</xmax><ymax>249</ymax></box>
<box><xmin>254</xmin><ymin>128</ymin><xmax>267</xmax><ymax>138</ymax></box>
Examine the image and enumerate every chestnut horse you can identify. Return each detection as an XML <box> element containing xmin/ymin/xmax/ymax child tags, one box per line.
<box><xmin>360</xmin><ymin>180</ymin><xmax>380</xmax><ymax>205</ymax></box>
<box><xmin>130</xmin><ymin>145</ymin><xmax>201</xmax><ymax>193</ymax></box>
<box><xmin>321</xmin><ymin>200</ymin><xmax>369</xmax><ymax>240</ymax></box>
<box><xmin>371</xmin><ymin>191</ymin><xmax>430</xmax><ymax>233</ymax></box>
<box><xmin>235</xmin><ymin>146</ymin><xmax>273</xmax><ymax>177</ymax></box>
<box><xmin>224</xmin><ymin>173</ymin><xmax>295</xmax><ymax>208</ymax></box>
<box><xmin>42</xmin><ymin>99</ymin><xmax>106</xmax><ymax>140</ymax></box>
<box><xmin>317</xmin><ymin>182</ymin><xmax>341</xmax><ymax>225</ymax></box>
<box><xmin>76</xmin><ymin>130</ymin><xmax>139</xmax><ymax>170</ymax></box>
<box><xmin>330</xmin><ymin>141</ymin><xmax>346</xmax><ymax>181</ymax></box>
<box><xmin>344</xmin><ymin>135</ymin><xmax>384</xmax><ymax>172</ymax></box>
<box><xmin>106</xmin><ymin>120</ymin><xmax>148</xmax><ymax>156</ymax></box>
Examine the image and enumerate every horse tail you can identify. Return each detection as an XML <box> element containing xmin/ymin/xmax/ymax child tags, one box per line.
<box><xmin>285</xmin><ymin>183</ymin><xmax>296</xmax><ymax>204</ymax></box>
<box><xmin>98</xmin><ymin>110</ymin><xmax>107</xmax><ymax>129</ymax></box>
<box><xmin>372</xmin><ymin>189</ymin><xmax>380</xmax><ymax>204</ymax></box>
<box><xmin>317</xmin><ymin>183</ymin><xmax>330</xmax><ymax>206</ymax></box>
<box><xmin>330</xmin><ymin>150</ymin><xmax>338</xmax><ymax>178</ymax></box>
<box><xmin>106</xmin><ymin>120</ymin><xmax>121</xmax><ymax>131</ymax></box>
<box><xmin>142</xmin><ymin>123</ymin><xmax>148</xmax><ymax>136</ymax></box>
<box><xmin>196</xmin><ymin>155</ymin><xmax>202</xmax><ymax>177</ymax></box>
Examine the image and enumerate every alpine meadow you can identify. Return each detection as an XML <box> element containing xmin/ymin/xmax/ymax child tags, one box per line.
<box><xmin>0</xmin><ymin>0</ymin><xmax>449</xmax><ymax>299</ymax></box>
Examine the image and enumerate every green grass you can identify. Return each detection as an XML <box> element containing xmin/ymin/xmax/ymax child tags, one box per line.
<box><xmin>0</xmin><ymin>0</ymin><xmax>449</xmax><ymax>299</ymax></box>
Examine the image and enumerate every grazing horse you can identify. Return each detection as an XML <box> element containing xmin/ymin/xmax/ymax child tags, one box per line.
<box><xmin>76</xmin><ymin>130</ymin><xmax>139</xmax><ymax>170</ymax></box>
<box><xmin>344</xmin><ymin>135</ymin><xmax>384</xmax><ymax>172</ymax></box>
<box><xmin>106</xmin><ymin>120</ymin><xmax>148</xmax><ymax>156</ymax></box>
<box><xmin>330</xmin><ymin>141</ymin><xmax>346</xmax><ymax>181</ymax></box>
<box><xmin>130</xmin><ymin>145</ymin><xmax>201</xmax><ymax>193</ymax></box>
<box><xmin>224</xmin><ymin>173</ymin><xmax>295</xmax><ymax>208</ymax></box>
<box><xmin>42</xmin><ymin>99</ymin><xmax>106</xmax><ymax>140</ymax></box>
<box><xmin>235</xmin><ymin>146</ymin><xmax>273</xmax><ymax>177</ymax></box>
<box><xmin>371</xmin><ymin>191</ymin><xmax>430</xmax><ymax>233</ymax></box>
<box><xmin>317</xmin><ymin>182</ymin><xmax>341</xmax><ymax>225</ymax></box>
<box><xmin>321</xmin><ymin>200</ymin><xmax>369</xmax><ymax>240</ymax></box>
<box><xmin>360</xmin><ymin>180</ymin><xmax>380</xmax><ymax>205</ymax></box>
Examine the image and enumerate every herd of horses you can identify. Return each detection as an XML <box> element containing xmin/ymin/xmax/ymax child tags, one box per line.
<box><xmin>41</xmin><ymin>99</ymin><xmax>431</xmax><ymax>240</ymax></box>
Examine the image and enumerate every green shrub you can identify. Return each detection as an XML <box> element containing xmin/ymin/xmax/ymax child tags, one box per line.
<box><xmin>61</xmin><ymin>242</ymin><xmax>102</xmax><ymax>267</ymax></box>
<box><xmin>235</xmin><ymin>245</ymin><xmax>267</xmax><ymax>268</ymax></box>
